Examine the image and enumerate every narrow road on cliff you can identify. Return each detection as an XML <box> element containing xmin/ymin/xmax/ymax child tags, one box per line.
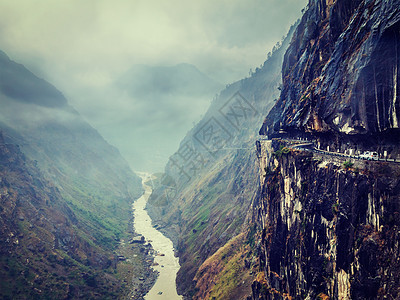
<box><xmin>133</xmin><ymin>173</ymin><xmax>182</xmax><ymax>300</ymax></box>
<box><xmin>262</xmin><ymin>137</ymin><xmax>400</xmax><ymax>164</ymax></box>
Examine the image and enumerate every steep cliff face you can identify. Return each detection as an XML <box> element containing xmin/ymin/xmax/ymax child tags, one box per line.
<box><xmin>147</xmin><ymin>25</ymin><xmax>297</xmax><ymax>299</ymax></box>
<box><xmin>253</xmin><ymin>2</ymin><xmax>400</xmax><ymax>298</ymax></box>
<box><xmin>260</xmin><ymin>0</ymin><xmax>400</xmax><ymax>149</ymax></box>
<box><xmin>253</xmin><ymin>141</ymin><xmax>400</xmax><ymax>299</ymax></box>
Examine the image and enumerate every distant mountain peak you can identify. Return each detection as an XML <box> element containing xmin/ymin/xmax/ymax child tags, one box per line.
<box><xmin>0</xmin><ymin>50</ymin><xmax>67</xmax><ymax>108</ymax></box>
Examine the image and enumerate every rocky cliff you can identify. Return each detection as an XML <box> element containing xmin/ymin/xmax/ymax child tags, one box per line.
<box><xmin>260</xmin><ymin>0</ymin><xmax>400</xmax><ymax>156</ymax></box>
<box><xmin>253</xmin><ymin>0</ymin><xmax>400</xmax><ymax>299</ymax></box>
<box><xmin>253</xmin><ymin>140</ymin><xmax>400</xmax><ymax>299</ymax></box>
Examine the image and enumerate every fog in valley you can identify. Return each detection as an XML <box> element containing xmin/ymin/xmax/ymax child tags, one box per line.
<box><xmin>0</xmin><ymin>0</ymin><xmax>306</xmax><ymax>172</ymax></box>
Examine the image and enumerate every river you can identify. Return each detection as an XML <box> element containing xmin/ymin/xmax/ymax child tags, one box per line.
<box><xmin>133</xmin><ymin>173</ymin><xmax>182</xmax><ymax>300</ymax></box>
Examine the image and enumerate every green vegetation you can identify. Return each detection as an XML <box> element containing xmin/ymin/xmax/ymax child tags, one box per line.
<box><xmin>196</xmin><ymin>234</ymin><xmax>253</xmax><ymax>300</ymax></box>
<box><xmin>60</xmin><ymin>175</ymin><xmax>132</xmax><ymax>250</ymax></box>
<box><xmin>0</xmin><ymin>252</ymin><xmax>122</xmax><ymax>300</ymax></box>
<box><xmin>0</xmin><ymin>140</ymin><xmax>141</xmax><ymax>299</ymax></box>
<box><xmin>342</xmin><ymin>160</ymin><xmax>354</xmax><ymax>170</ymax></box>
<box><xmin>246</xmin><ymin>224</ymin><xmax>257</xmax><ymax>247</ymax></box>
<box><xmin>148</xmin><ymin>149</ymin><xmax>256</xmax><ymax>298</ymax></box>
<box><xmin>332</xmin><ymin>203</ymin><xmax>339</xmax><ymax>215</ymax></box>
<box><xmin>273</xmin><ymin>145</ymin><xmax>290</xmax><ymax>158</ymax></box>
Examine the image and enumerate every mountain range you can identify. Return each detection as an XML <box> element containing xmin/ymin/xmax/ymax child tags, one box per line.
<box><xmin>0</xmin><ymin>50</ymin><xmax>145</xmax><ymax>299</ymax></box>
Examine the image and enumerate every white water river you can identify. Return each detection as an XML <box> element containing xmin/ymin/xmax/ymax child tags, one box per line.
<box><xmin>133</xmin><ymin>173</ymin><xmax>182</xmax><ymax>300</ymax></box>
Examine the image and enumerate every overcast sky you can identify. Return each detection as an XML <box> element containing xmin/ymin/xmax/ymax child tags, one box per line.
<box><xmin>0</xmin><ymin>0</ymin><xmax>306</xmax><ymax>172</ymax></box>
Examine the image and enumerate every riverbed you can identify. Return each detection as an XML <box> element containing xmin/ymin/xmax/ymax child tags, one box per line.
<box><xmin>133</xmin><ymin>173</ymin><xmax>182</xmax><ymax>300</ymax></box>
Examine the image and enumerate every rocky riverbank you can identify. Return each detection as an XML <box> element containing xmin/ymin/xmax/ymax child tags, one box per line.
<box><xmin>115</xmin><ymin>233</ymin><xmax>158</xmax><ymax>300</ymax></box>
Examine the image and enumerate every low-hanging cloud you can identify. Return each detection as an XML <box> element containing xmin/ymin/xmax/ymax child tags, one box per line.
<box><xmin>0</xmin><ymin>0</ymin><xmax>307</xmax><ymax>172</ymax></box>
<box><xmin>0</xmin><ymin>0</ymin><xmax>306</xmax><ymax>83</ymax></box>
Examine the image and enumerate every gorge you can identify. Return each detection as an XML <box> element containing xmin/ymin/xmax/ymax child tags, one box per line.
<box><xmin>1</xmin><ymin>0</ymin><xmax>400</xmax><ymax>299</ymax></box>
<box><xmin>149</xmin><ymin>0</ymin><xmax>400</xmax><ymax>299</ymax></box>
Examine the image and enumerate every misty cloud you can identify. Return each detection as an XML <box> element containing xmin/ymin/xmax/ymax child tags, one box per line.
<box><xmin>0</xmin><ymin>0</ymin><xmax>306</xmax><ymax>83</ymax></box>
<box><xmin>0</xmin><ymin>0</ymin><xmax>306</xmax><ymax>171</ymax></box>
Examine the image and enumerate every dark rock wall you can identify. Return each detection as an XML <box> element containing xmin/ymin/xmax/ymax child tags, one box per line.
<box><xmin>261</xmin><ymin>0</ymin><xmax>400</xmax><ymax>139</ymax></box>
<box><xmin>252</xmin><ymin>142</ymin><xmax>400</xmax><ymax>299</ymax></box>
<box><xmin>254</xmin><ymin>3</ymin><xmax>400</xmax><ymax>298</ymax></box>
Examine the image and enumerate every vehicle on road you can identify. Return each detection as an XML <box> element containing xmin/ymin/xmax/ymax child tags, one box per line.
<box><xmin>360</xmin><ymin>151</ymin><xmax>379</xmax><ymax>160</ymax></box>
